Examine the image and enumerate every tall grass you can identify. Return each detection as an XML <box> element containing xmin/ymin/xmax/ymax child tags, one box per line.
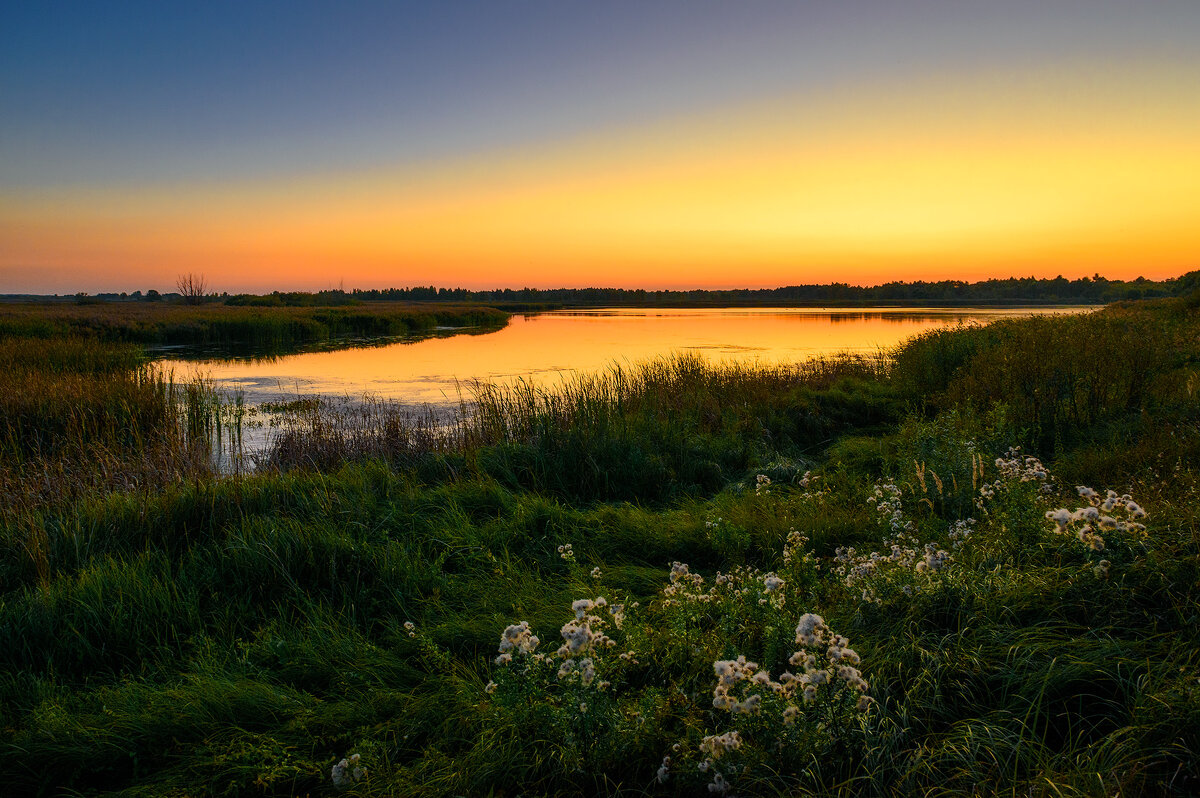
<box><xmin>261</xmin><ymin>352</ymin><xmax>895</xmax><ymax>503</ymax></box>
<box><xmin>0</xmin><ymin>336</ymin><xmax>220</xmax><ymax>521</ymax></box>
<box><xmin>0</xmin><ymin>301</ymin><xmax>509</xmax><ymax>347</ymax></box>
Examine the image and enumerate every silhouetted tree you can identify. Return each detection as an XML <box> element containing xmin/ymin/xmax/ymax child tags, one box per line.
<box><xmin>176</xmin><ymin>273</ymin><xmax>208</xmax><ymax>305</ymax></box>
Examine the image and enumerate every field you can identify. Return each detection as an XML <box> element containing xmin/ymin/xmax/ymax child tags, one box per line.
<box><xmin>1</xmin><ymin>296</ymin><xmax>1198</xmax><ymax>796</ymax></box>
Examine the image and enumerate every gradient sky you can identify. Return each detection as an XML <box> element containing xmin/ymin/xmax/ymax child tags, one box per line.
<box><xmin>2</xmin><ymin>0</ymin><xmax>1198</xmax><ymax>293</ymax></box>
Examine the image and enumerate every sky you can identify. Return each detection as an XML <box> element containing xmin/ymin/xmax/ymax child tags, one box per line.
<box><xmin>2</xmin><ymin>1</ymin><xmax>1199</xmax><ymax>294</ymax></box>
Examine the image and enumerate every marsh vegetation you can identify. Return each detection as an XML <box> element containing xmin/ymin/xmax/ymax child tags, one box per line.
<box><xmin>1</xmin><ymin>296</ymin><xmax>1198</xmax><ymax>796</ymax></box>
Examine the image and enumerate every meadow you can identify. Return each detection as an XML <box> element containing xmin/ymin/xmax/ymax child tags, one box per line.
<box><xmin>1</xmin><ymin>295</ymin><xmax>1198</xmax><ymax>796</ymax></box>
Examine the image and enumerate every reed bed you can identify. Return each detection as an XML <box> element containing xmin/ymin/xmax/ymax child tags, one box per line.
<box><xmin>0</xmin><ymin>300</ymin><xmax>508</xmax><ymax>347</ymax></box>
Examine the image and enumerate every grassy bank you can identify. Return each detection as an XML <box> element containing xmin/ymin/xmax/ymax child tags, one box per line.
<box><xmin>1</xmin><ymin>298</ymin><xmax>1198</xmax><ymax>796</ymax></box>
<box><xmin>0</xmin><ymin>301</ymin><xmax>509</xmax><ymax>348</ymax></box>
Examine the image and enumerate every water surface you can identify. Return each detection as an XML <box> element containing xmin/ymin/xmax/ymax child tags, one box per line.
<box><xmin>158</xmin><ymin>306</ymin><xmax>1088</xmax><ymax>407</ymax></box>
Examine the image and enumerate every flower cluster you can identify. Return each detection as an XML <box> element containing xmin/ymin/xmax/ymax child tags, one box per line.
<box><xmin>331</xmin><ymin>753</ymin><xmax>366</xmax><ymax>790</ymax></box>
<box><xmin>708</xmin><ymin>615</ymin><xmax>871</xmax><ymax>724</ymax></box>
<box><xmin>978</xmin><ymin>447</ymin><xmax>1053</xmax><ymax>509</ymax></box>
<box><xmin>755</xmin><ymin>474</ymin><xmax>772</xmax><ymax>495</ymax></box>
<box><xmin>557</xmin><ymin>543</ymin><xmax>576</xmax><ymax>563</ymax></box>
<box><xmin>493</xmin><ymin>596</ymin><xmax>627</xmax><ymax>694</ymax></box>
<box><xmin>694</xmin><ymin>615</ymin><xmax>871</xmax><ymax>793</ymax></box>
<box><xmin>947</xmin><ymin>518</ymin><xmax>975</xmax><ymax>550</ymax></box>
<box><xmin>782</xmin><ymin>528</ymin><xmax>819</xmax><ymax>569</ymax></box>
<box><xmin>558</xmin><ymin>597</ymin><xmax>622</xmax><ymax>657</ymax></box>
<box><xmin>656</xmin><ymin>755</ymin><xmax>671</xmax><ymax>783</ymax></box>
<box><xmin>994</xmin><ymin>448</ymin><xmax>1051</xmax><ymax>484</ymax></box>
<box><xmin>833</xmin><ymin>537</ymin><xmax>950</xmax><ymax>604</ymax></box>
<box><xmin>1045</xmin><ymin>486</ymin><xmax>1148</xmax><ymax>553</ymax></box>
<box><xmin>867</xmin><ymin>482</ymin><xmax>914</xmax><ymax>534</ymax></box>
<box><xmin>662</xmin><ymin>561</ymin><xmax>788</xmax><ymax>610</ymax></box>
<box><xmin>495</xmin><ymin>620</ymin><xmax>541</xmax><ymax>665</ymax></box>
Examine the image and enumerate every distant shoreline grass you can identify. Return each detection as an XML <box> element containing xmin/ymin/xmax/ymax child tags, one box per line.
<box><xmin>0</xmin><ymin>300</ymin><xmax>510</xmax><ymax>347</ymax></box>
<box><xmin>1</xmin><ymin>295</ymin><xmax>1198</xmax><ymax>796</ymax></box>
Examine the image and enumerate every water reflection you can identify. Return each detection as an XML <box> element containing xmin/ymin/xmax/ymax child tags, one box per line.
<box><xmin>147</xmin><ymin>324</ymin><xmax>500</xmax><ymax>365</ymax></box>
<box><xmin>157</xmin><ymin>306</ymin><xmax>1089</xmax><ymax>407</ymax></box>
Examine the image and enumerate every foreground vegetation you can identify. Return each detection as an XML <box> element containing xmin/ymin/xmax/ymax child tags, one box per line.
<box><xmin>1</xmin><ymin>296</ymin><xmax>1198</xmax><ymax>796</ymax></box>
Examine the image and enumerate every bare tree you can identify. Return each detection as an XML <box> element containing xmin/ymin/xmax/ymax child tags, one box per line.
<box><xmin>176</xmin><ymin>273</ymin><xmax>208</xmax><ymax>305</ymax></box>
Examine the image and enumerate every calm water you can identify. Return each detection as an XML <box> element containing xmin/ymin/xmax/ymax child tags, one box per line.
<box><xmin>158</xmin><ymin>306</ymin><xmax>1088</xmax><ymax>407</ymax></box>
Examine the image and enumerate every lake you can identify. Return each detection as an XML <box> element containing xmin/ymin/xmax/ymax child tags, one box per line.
<box><xmin>157</xmin><ymin>306</ymin><xmax>1090</xmax><ymax>408</ymax></box>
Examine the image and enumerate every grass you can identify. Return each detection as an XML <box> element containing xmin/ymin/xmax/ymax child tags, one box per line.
<box><xmin>0</xmin><ymin>300</ymin><xmax>509</xmax><ymax>348</ymax></box>
<box><xmin>0</xmin><ymin>297</ymin><xmax>1198</xmax><ymax>795</ymax></box>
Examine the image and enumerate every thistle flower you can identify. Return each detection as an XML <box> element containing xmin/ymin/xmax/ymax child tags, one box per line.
<box><xmin>699</xmin><ymin>731</ymin><xmax>742</xmax><ymax>759</ymax></box>
<box><xmin>656</xmin><ymin>755</ymin><xmax>671</xmax><ymax>783</ymax></box>
<box><xmin>795</xmin><ymin>613</ymin><xmax>828</xmax><ymax>647</ymax></box>
<box><xmin>590</xmin><ymin>566</ymin><xmax>602</xmax><ymax>579</ymax></box>
<box><xmin>331</xmin><ymin>753</ymin><xmax>366</xmax><ymax>790</ymax></box>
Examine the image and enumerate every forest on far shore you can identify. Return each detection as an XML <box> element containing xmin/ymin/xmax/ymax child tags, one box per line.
<box><xmin>8</xmin><ymin>270</ymin><xmax>1198</xmax><ymax>309</ymax></box>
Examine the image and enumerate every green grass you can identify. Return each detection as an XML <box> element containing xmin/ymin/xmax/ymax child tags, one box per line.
<box><xmin>0</xmin><ymin>300</ymin><xmax>509</xmax><ymax>348</ymax></box>
<box><xmin>0</xmin><ymin>298</ymin><xmax>1198</xmax><ymax>795</ymax></box>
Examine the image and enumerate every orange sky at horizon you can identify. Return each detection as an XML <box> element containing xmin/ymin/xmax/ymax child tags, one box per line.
<box><xmin>3</xmin><ymin>63</ymin><xmax>1198</xmax><ymax>293</ymax></box>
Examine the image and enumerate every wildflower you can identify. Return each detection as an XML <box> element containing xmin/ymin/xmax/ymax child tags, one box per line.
<box><xmin>699</xmin><ymin>731</ymin><xmax>742</xmax><ymax>759</ymax></box>
<box><xmin>557</xmin><ymin>543</ymin><xmax>576</xmax><ymax>563</ymax></box>
<box><xmin>579</xmin><ymin>657</ymin><xmax>597</xmax><ymax>688</ymax></box>
<box><xmin>1046</xmin><ymin>508</ymin><xmax>1072</xmax><ymax>530</ymax></box>
<box><xmin>331</xmin><ymin>753</ymin><xmax>366</xmax><ymax>790</ymax></box>
<box><xmin>1094</xmin><ymin>559</ymin><xmax>1111</xmax><ymax>579</ymax></box>
<box><xmin>485</xmin><ymin>681</ymin><xmax>498</xmax><ymax>694</ymax></box>
<box><xmin>579</xmin><ymin>702</ymin><xmax>588</xmax><ymax>714</ymax></box>
<box><xmin>494</xmin><ymin>652</ymin><xmax>512</xmax><ymax>665</ymax></box>
<box><xmin>857</xmin><ymin>694</ymin><xmax>876</xmax><ymax>711</ymax></box>
<box><xmin>403</xmin><ymin>620</ymin><xmax>416</xmax><ymax>638</ymax></box>
<box><xmin>590</xmin><ymin>566</ymin><xmax>602</xmax><ymax>579</ymax></box>
<box><xmin>656</xmin><ymin>755</ymin><xmax>671</xmax><ymax>783</ymax></box>
<box><xmin>783</xmin><ymin>705</ymin><xmax>800</xmax><ymax>725</ymax></box>
<box><xmin>762</xmin><ymin>574</ymin><xmax>784</xmax><ymax>592</ymax></box>
<box><xmin>708</xmin><ymin>772</ymin><xmax>730</xmax><ymax>794</ymax></box>
<box><xmin>756</xmin><ymin>473</ymin><xmax>772</xmax><ymax>495</ymax></box>
<box><xmin>795</xmin><ymin>613</ymin><xmax>828</xmax><ymax>647</ymax></box>
<box><xmin>732</xmin><ymin>694</ymin><xmax>762</xmax><ymax>715</ymax></box>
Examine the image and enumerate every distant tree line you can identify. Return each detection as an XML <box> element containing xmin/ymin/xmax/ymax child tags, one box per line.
<box><xmin>350</xmin><ymin>271</ymin><xmax>1200</xmax><ymax>307</ymax></box>
<box><xmin>22</xmin><ymin>270</ymin><xmax>1198</xmax><ymax>308</ymax></box>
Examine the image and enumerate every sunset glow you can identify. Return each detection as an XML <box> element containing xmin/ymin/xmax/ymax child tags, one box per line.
<box><xmin>3</xmin><ymin>2</ymin><xmax>1198</xmax><ymax>293</ymax></box>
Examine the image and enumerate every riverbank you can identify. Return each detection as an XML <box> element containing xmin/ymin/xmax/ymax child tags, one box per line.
<box><xmin>1</xmin><ymin>296</ymin><xmax>1198</xmax><ymax>795</ymax></box>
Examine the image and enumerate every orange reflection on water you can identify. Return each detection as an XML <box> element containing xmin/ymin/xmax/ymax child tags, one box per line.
<box><xmin>160</xmin><ymin>307</ymin><xmax>1086</xmax><ymax>405</ymax></box>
